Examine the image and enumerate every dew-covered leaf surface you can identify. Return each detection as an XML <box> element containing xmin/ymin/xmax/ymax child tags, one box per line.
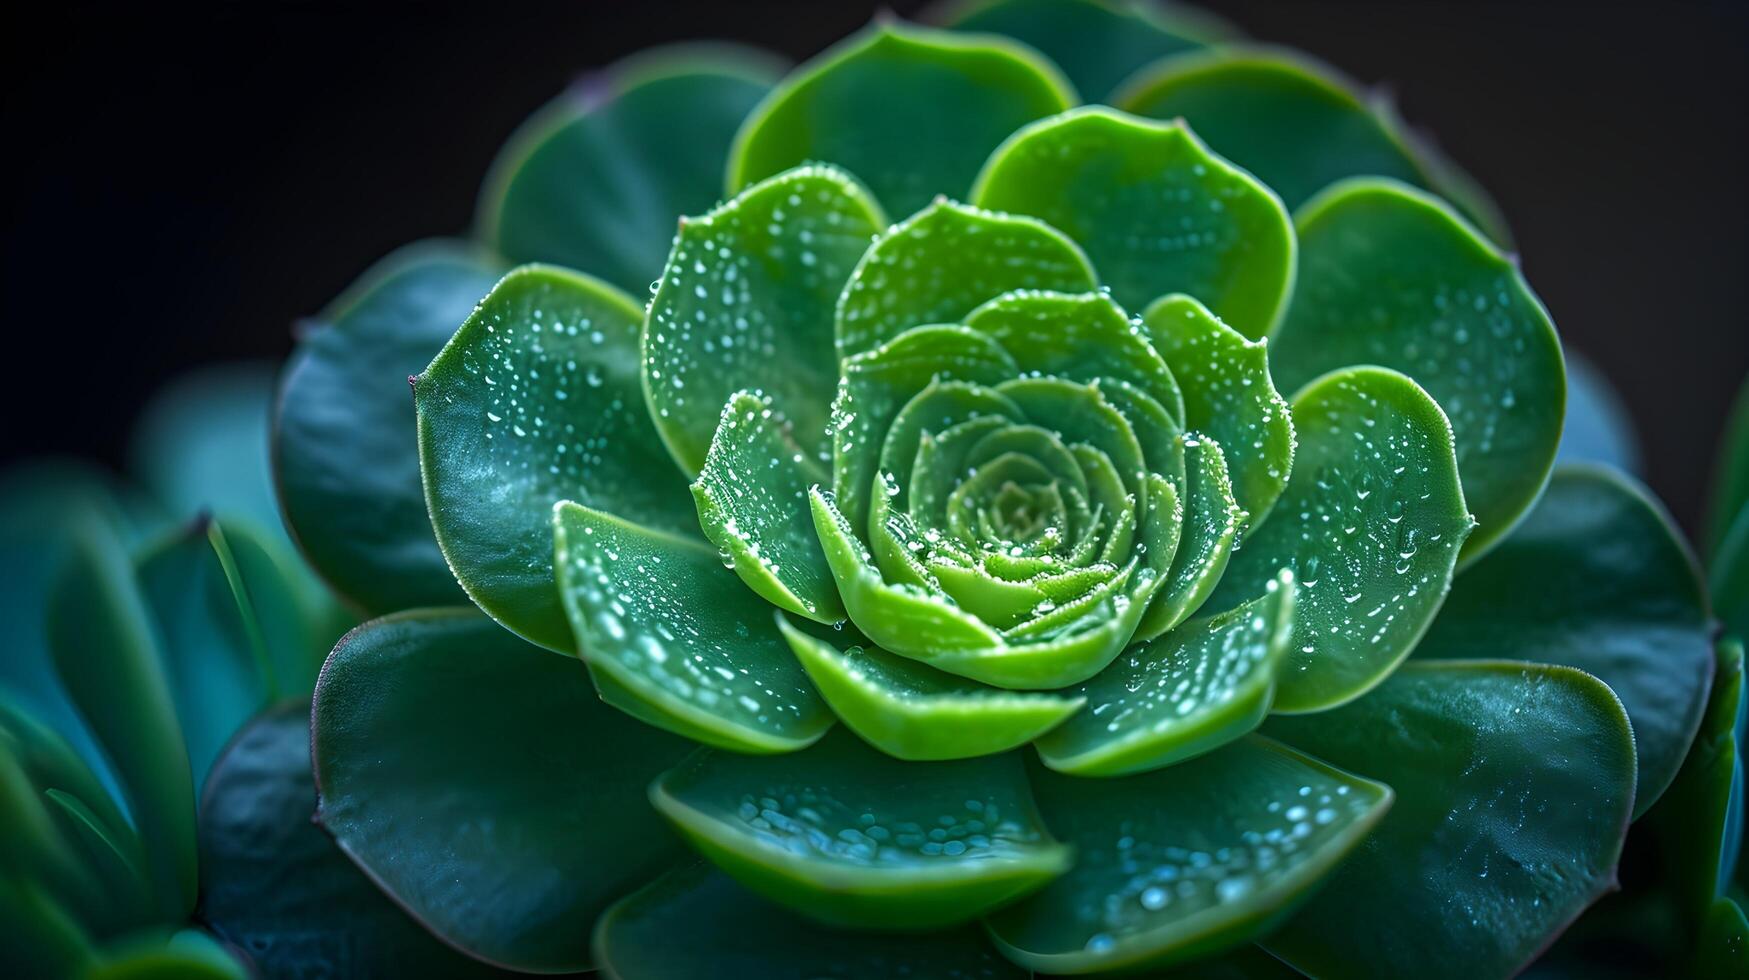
<box><xmin>1262</xmin><ymin>661</ymin><xmax>1637</xmax><ymax>979</ymax></box>
<box><xmin>310</xmin><ymin>608</ymin><xmax>691</xmax><ymax>973</ymax></box>
<box><xmin>649</xmin><ymin>729</ymin><xmax>1069</xmax><ymax>928</ymax></box>
<box><xmin>986</xmin><ymin>736</ymin><xmax>1389</xmax><ymax>974</ymax></box>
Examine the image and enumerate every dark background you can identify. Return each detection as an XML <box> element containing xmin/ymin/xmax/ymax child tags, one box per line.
<box><xmin>2</xmin><ymin>0</ymin><xmax>1744</xmax><ymax>534</ymax></box>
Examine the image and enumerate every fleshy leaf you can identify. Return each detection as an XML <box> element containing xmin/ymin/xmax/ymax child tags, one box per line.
<box><xmin>645</xmin><ymin>164</ymin><xmax>886</xmax><ymax>475</ymax></box>
<box><xmin>1262</xmin><ymin>661</ymin><xmax>1637</xmax><ymax>979</ymax></box>
<box><xmin>1269</xmin><ymin>177</ymin><xmax>1564</xmax><ymax>564</ymax></box>
<box><xmin>199</xmin><ymin>703</ymin><xmax>502</xmax><ymax>978</ymax></box>
<box><xmin>554</xmin><ymin>501</ymin><xmax>834</xmax><ymax>753</ymax></box>
<box><xmin>1556</xmin><ymin>352</ymin><xmax>1641</xmax><ymax>475</ymax></box>
<box><xmin>729</xmin><ymin>21</ymin><xmax>1074</xmax><ymax>218</ymax></box>
<box><xmin>1114</xmin><ymin>45</ymin><xmax>1425</xmax><ymax>211</ymax></box>
<box><xmin>776</xmin><ymin>614</ymin><xmax>1082</xmax><ymax>760</ymax></box>
<box><xmin>310</xmin><ymin>608</ymin><xmax>693</xmax><ymax>973</ymax></box>
<box><xmin>648</xmin><ymin>729</ymin><xmax>1070</xmax><ymax>928</ymax></box>
<box><xmin>943</xmin><ymin>0</ymin><xmax>1233</xmax><ymax>101</ymax></box>
<box><xmin>836</xmin><ymin>199</ymin><xmax>1097</xmax><ymax>360</ymax></box>
<box><xmin>1138</xmin><ymin>435</ymin><xmax>1243</xmax><ymax>640</ymax></box>
<box><xmin>986</xmin><ymin>736</ymin><xmax>1390</xmax><ymax>973</ymax></box>
<box><xmin>85</xmin><ymin>931</ymin><xmax>250</xmax><ymax>980</ymax></box>
<box><xmin>480</xmin><ymin>45</ymin><xmax>783</xmax><ymax>294</ymax></box>
<box><xmin>972</xmin><ymin>106</ymin><xmax>1295</xmax><ymax>339</ymax></box>
<box><xmin>693</xmin><ymin>392</ymin><xmax>844</xmax><ymax>623</ymax></box>
<box><xmin>415</xmin><ymin>264</ymin><xmax>693</xmax><ymax>653</ymax></box>
<box><xmin>1211</xmin><ymin>367</ymin><xmax>1470</xmax><ymax>713</ymax></box>
<box><xmin>1038</xmin><ymin>571</ymin><xmax>1294</xmax><ymax>776</ymax></box>
<box><xmin>1718</xmin><ymin>509</ymin><xmax>1749</xmax><ymax>649</ymax></box>
<box><xmin>46</xmin><ymin>519</ymin><xmax>196</xmax><ymax>921</ymax></box>
<box><xmin>1416</xmin><ymin>465</ymin><xmax>1712</xmax><ymax>817</ymax></box>
<box><xmin>275</xmin><ymin>241</ymin><xmax>503</xmax><ymax>612</ymax></box>
<box><xmin>1144</xmin><ymin>293</ymin><xmax>1293</xmax><ymax>528</ymax></box>
<box><xmin>593</xmin><ymin>862</ymin><xmax>1028</xmax><ymax>979</ymax></box>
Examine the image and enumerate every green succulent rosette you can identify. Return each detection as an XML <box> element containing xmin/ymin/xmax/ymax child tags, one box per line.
<box><xmin>226</xmin><ymin>2</ymin><xmax>1722</xmax><ymax>977</ymax></box>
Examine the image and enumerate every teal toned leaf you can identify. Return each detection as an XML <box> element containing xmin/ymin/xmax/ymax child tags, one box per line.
<box><xmin>730</xmin><ymin>21</ymin><xmax>1074</xmax><ymax>218</ymax></box>
<box><xmin>972</xmin><ymin>106</ymin><xmax>1295</xmax><ymax>339</ymax></box>
<box><xmin>837</xmin><ymin>199</ymin><xmax>1096</xmax><ymax>361</ymax></box>
<box><xmin>130</xmin><ymin>363</ymin><xmax>282</xmax><ymax>538</ymax></box>
<box><xmin>1144</xmin><ymin>293</ymin><xmax>1293</xmax><ymax>527</ymax></box>
<box><xmin>415</xmin><ymin>264</ymin><xmax>693</xmax><ymax>653</ymax></box>
<box><xmin>215</xmin><ymin>519</ymin><xmax>341</xmax><ymax>698</ymax></box>
<box><xmin>554</xmin><ymin>501</ymin><xmax>834</xmax><ymax>752</ymax></box>
<box><xmin>693</xmin><ymin>392</ymin><xmax>844</xmax><ymax>623</ymax></box>
<box><xmin>1556</xmin><ymin>352</ymin><xmax>1641</xmax><ymax>475</ymax></box>
<box><xmin>1262</xmin><ymin>661</ymin><xmax>1637</xmax><ymax>979</ymax></box>
<box><xmin>1416</xmin><ymin>465</ymin><xmax>1712</xmax><ymax>817</ymax></box>
<box><xmin>776</xmin><ymin>614</ymin><xmax>1082</xmax><ymax>760</ymax></box>
<box><xmin>275</xmin><ymin>241</ymin><xmax>503</xmax><ymax>612</ymax></box>
<box><xmin>649</xmin><ymin>729</ymin><xmax>1069</xmax><ymax>928</ymax></box>
<box><xmin>200</xmin><ymin>702</ymin><xmax>502</xmax><ymax>978</ymax></box>
<box><xmin>1037</xmin><ymin>571</ymin><xmax>1294</xmax><ymax>776</ymax></box>
<box><xmin>1211</xmin><ymin>367</ymin><xmax>1470</xmax><ymax>713</ymax></box>
<box><xmin>986</xmin><ymin>736</ymin><xmax>1390</xmax><ymax>974</ymax></box>
<box><xmin>943</xmin><ymin>0</ymin><xmax>1233</xmax><ymax>100</ymax></box>
<box><xmin>1269</xmin><ymin>177</ymin><xmax>1564</xmax><ymax>563</ymax></box>
<box><xmin>645</xmin><ymin>165</ymin><xmax>886</xmax><ymax>475</ymax></box>
<box><xmin>1706</xmin><ymin>377</ymin><xmax>1749</xmax><ymax>556</ymax></box>
<box><xmin>1138</xmin><ymin>435</ymin><xmax>1243</xmax><ymax>640</ymax></box>
<box><xmin>1114</xmin><ymin>45</ymin><xmax>1425</xmax><ymax>211</ymax></box>
<box><xmin>480</xmin><ymin>45</ymin><xmax>783</xmax><ymax>294</ymax></box>
<box><xmin>311</xmin><ymin>608</ymin><xmax>692</xmax><ymax>973</ymax></box>
<box><xmin>594</xmin><ymin>862</ymin><xmax>1027</xmax><ymax>979</ymax></box>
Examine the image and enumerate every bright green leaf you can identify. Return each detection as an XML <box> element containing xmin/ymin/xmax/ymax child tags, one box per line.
<box><xmin>310</xmin><ymin>608</ymin><xmax>692</xmax><ymax>973</ymax></box>
<box><xmin>972</xmin><ymin>106</ymin><xmax>1295</xmax><ymax>339</ymax></box>
<box><xmin>1138</xmin><ymin>435</ymin><xmax>1243</xmax><ymax>640</ymax></box>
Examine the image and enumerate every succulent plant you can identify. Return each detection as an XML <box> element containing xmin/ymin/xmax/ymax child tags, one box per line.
<box><xmin>4</xmin><ymin>2</ymin><xmax>1739</xmax><ymax>978</ymax></box>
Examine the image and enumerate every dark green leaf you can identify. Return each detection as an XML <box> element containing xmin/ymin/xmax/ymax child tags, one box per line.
<box><xmin>972</xmin><ymin>106</ymin><xmax>1295</xmax><ymax>339</ymax></box>
<box><xmin>1263</xmin><ymin>661</ymin><xmax>1637</xmax><ymax>979</ymax></box>
<box><xmin>1706</xmin><ymin>377</ymin><xmax>1749</xmax><ymax>557</ymax></box>
<box><xmin>481</xmin><ymin>45</ymin><xmax>783</xmax><ymax>294</ymax></box>
<box><xmin>275</xmin><ymin>241</ymin><xmax>503</xmax><ymax>612</ymax></box>
<box><xmin>1416</xmin><ymin>465</ymin><xmax>1712</xmax><ymax>817</ymax></box>
<box><xmin>311</xmin><ymin>608</ymin><xmax>692</xmax><ymax>973</ymax></box>
<box><xmin>415</xmin><ymin>264</ymin><xmax>693</xmax><ymax>653</ymax></box>
<box><xmin>730</xmin><ymin>20</ymin><xmax>1074</xmax><ymax>218</ymax></box>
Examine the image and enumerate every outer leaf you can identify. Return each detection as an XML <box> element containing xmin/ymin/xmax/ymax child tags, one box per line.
<box><xmin>942</xmin><ymin>0</ymin><xmax>1233</xmax><ymax>101</ymax></box>
<box><xmin>1037</xmin><ymin>571</ymin><xmax>1294</xmax><ymax>776</ymax></box>
<box><xmin>777</xmin><ymin>614</ymin><xmax>1082</xmax><ymax>760</ymax></box>
<box><xmin>199</xmin><ymin>702</ymin><xmax>502</xmax><ymax>978</ymax></box>
<box><xmin>1556</xmin><ymin>351</ymin><xmax>1641</xmax><ymax>475</ymax></box>
<box><xmin>46</xmin><ymin>519</ymin><xmax>196</xmax><ymax>921</ymax></box>
<box><xmin>1263</xmin><ymin>661</ymin><xmax>1638</xmax><ymax>979</ymax></box>
<box><xmin>310</xmin><ymin>608</ymin><xmax>693</xmax><ymax>973</ymax></box>
<box><xmin>649</xmin><ymin>729</ymin><xmax>1070</xmax><ymax>928</ymax></box>
<box><xmin>554</xmin><ymin>501</ymin><xmax>834</xmax><ymax>753</ymax></box>
<box><xmin>480</xmin><ymin>45</ymin><xmax>783</xmax><ymax>294</ymax></box>
<box><xmin>415</xmin><ymin>264</ymin><xmax>693</xmax><ymax>653</ymax></box>
<box><xmin>1211</xmin><ymin>367</ymin><xmax>1471</xmax><ymax>713</ymax></box>
<box><xmin>972</xmin><ymin>106</ymin><xmax>1295</xmax><ymax>339</ymax></box>
<box><xmin>645</xmin><ymin>165</ymin><xmax>886</xmax><ymax>475</ymax></box>
<box><xmin>729</xmin><ymin>21</ymin><xmax>1075</xmax><ymax>218</ymax></box>
<box><xmin>274</xmin><ymin>241</ymin><xmax>503</xmax><ymax>612</ymax></box>
<box><xmin>836</xmin><ymin>199</ymin><xmax>1097</xmax><ymax>360</ymax></box>
<box><xmin>1416</xmin><ymin>465</ymin><xmax>1712</xmax><ymax>818</ymax></box>
<box><xmin>593</xmin><ymin>862</ymin><xmax>1027</xmax><ymax>979</ymax></box>
<box><xmin>1269</xmin><ymin>177</ymin><xmax>1564</xmax><ymax>564</ymax></box>
<box><xmin>693</xmin><ymin>392</ymin><xmax>843</xmax><ymax>623</ymax></box>
<box><xmin>986</xmin><ymin>736</ymin><xmax>1390</xmax><ymax>974</ymax></box>
<box><xmin>1114</xmin><ymin>45</ymin><xmax>1425</xmax><ymax>211</ymax></box>
<box><xmin>1143</xmin><ymin>293</ymin><xmax>1293</xmax><ymax>528</ymax></box>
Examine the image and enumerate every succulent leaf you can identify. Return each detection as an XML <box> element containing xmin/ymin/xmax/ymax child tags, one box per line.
<box><xmin>481</xmin><ymin>45</ymin><xmax>784</xmax><ymax>294</ymax></box>
<box><xmin>1269</xmin><ymin>177</ymin><xmax>1565</xmax><ymax>564</ymax></box>
<box><xmin>1262</xmin><ymin>661</ymin><xmax>1637</xmax><ymax>978</ymax></box>
<box><xmin>972</xmin><ymin>106</ymin><xmax>1296</xmax><ymax>339</ymax></box>
<box><xmin>415</xmin><ymin>264</ymin><xmax>691</xmax><ymax>653</ymax></box>
<box><xmin>649</xmin><ymin>729</ymin><xmax>1070</xmax><ymax>928</ymax></box>
<box><xmin>985</xmin><ymin>736</ymin><xmax>1391</xmax><ymax>973</ymax></box>
<box><xmin>729</xmin><ymin>21</ymin><xmax>1075</xmax><ymax>217</ymax></box>
<box><xmin>310</xmin><ymin>608</ymin><xmax>693</xmax><ymax>973</ymax></box>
